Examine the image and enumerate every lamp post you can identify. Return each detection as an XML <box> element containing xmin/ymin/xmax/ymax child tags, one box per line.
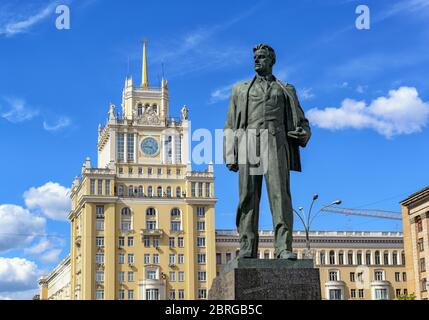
<box><xmin>294</xmin><ymin>194</ymin><xmax>342</xmax><ymax>258</ymax></box>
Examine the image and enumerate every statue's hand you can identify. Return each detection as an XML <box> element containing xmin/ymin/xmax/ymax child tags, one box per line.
<box><xmin>287</xmin><ymin>127</ymin><xmax>308</xmax><ymax>146</ymax></box>
<box><xmin>227</xmin><ymin>163</ymin><xmax>239</xmax><ymax>172</ymax></box>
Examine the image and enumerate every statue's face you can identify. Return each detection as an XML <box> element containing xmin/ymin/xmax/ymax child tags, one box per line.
<box><xmin>254</xmin><ymin>49</ymin><xmax>273</xmax><ymax>74</ymax></box>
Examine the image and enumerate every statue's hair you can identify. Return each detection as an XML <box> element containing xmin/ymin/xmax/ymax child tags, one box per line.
<box><xmin>253</xmin><ymin>44</ymin><xmax>276</xmax><ymax>65</ymax></box>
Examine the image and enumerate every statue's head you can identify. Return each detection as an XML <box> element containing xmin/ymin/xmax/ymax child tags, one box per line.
<box><xmin>253</xmin><ymin>44</ymin><xmax>276</xmax><ymax>76</ymax></box>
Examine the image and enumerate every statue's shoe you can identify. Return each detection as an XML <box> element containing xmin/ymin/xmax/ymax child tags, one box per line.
<box><xmin>278</xmin><ymin>251</ymin><xmax>297</xmax><ymax>260</ymax></box>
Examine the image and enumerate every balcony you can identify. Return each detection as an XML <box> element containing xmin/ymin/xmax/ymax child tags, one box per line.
<box><xmin>140</xmin><ymin>229</ymin><xmax>163</xmax><ymax>237</ymax></box>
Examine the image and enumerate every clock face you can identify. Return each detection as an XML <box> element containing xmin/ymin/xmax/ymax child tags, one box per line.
<box><xmin>141</xmin><ymin>137</ymin><xmax>159</xmax><ymax>156</ymax></box>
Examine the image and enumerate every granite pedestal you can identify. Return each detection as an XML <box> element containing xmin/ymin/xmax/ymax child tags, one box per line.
<box><xmin>208</xmin><ymin>259</ymin><xmax>321</xmax><ymax>300</ymax></box>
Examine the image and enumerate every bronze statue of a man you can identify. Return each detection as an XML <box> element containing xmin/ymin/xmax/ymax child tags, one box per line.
<box><xmin>224</xmin><ymin>44</ymin><xmax>311</xmax><ymax>260</ymax></box>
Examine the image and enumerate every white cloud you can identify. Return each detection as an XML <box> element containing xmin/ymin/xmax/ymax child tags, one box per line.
<box><xmin>39</xmin><ymin>249</ymin><xmax>62</xmax><ymax>264</ymax></box>
<box><xmin>0</xmin><ymin>258</ymin><xmax>42</xmax><ymax>292</ymax></box>
<box><xmin>24</xmin><ymin>182</ymin><xmax>71</xmax><ymax>221</ymax></box>
<box><xmin>0</xmin><ymin>205</ymin><xmax>46</xmax><ymax>252</ymax></box>
<box><xmin>0</xmin><ymin>288</ymin><xmax>39</xmax><ymax>300</ymax></box>
<box><xmin>307</xmin><ymin>86</ymin><xmax>429</xmax><ymax>138</ymax></box>
<box><xmin>0</xmin><ymin>2</ymin><xmax>58</xmax><ymax>37</ymax></box>
<box><xmin>1</xmin><ymin>97</ymin><xmax>39</xmax><ymax>123</ymax></box>
<box><xmin>209</xmin><ymin>83</ymin><xmax>235</xmax><ymax>104</ymax></box>
<box><xmin>356</xmin><ymin>85</ymin><xmax>367</xmax><ymax>94</ymax></box>
<box><xmin>43</xmin><ymin>116</ymin><xmax>71</xmax><ymax>131</ymax></box>
<box><xmin>300</xmin><ymin>88</ymin><xmax>315</xmax><ymax>101</ymax></box>
<box><xmin>24</xmin><ymin>238</ymin><xmax>52</xmax><ymax>255</ymax></box>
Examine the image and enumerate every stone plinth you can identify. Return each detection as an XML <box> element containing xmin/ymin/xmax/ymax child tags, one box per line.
<box><xmin>208</xmin><ymin>259</ymin><xmax>321</xmax><ymax>300</ymax></box>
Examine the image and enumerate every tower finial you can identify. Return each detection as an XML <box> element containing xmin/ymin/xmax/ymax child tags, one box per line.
<box><xmin>141</xmin><ymin>38</ymin><xmax>149</xmax><ymax>88</ymax></box>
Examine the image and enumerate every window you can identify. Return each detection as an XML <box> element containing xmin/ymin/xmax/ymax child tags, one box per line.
<box><xmin>226</xmin><ymin>253</ymin><xmax>232</xmax><ymax>263</ymax></box>
<box><xmin>169</xmin><ymin>254</ymin><xmax>176</xmax><ymax>266</ymax></box>
<box><xmin>96</xmin><ymin>205</ymin><xmax>104</xmax><ymax>216</ymax></box>
<box><xmin>338</xmin><ymin>251</ymin><xmax>344</xmax><ymax>265</ymax></box>
<box><xmin>357</xmin><ymin>272</ymin><xmax>364</xmax><ymax>282</ymax></box>
<box><xmin>96</xmin><ymin>271</ymin><xmax>104</xmax><ymax>283</ymax></box>
<box><xmin>198</xmin><ymin>271</ymin><xmax>207</xmax><ymax>282</ymax></box>
<box><xmin>96</xmin><ymin>218</ymin><xmax>104</xmax><ymax>231</ymax></box>
<box><xmin>422</xmin><ymin>278</ymin><xmax>427</xmax><ymax>292</ymax></box>
<box><xmin>374</xmin><ymin>270</ymin><xmax>384</xmax><ymax>281</ymax></box>
<box><xmin>128</xmin><ymin>271</ymin><xmax>134</xmax><ymax>282</ymax></box>
<box><xmin>169</xmin><ymin>289</ymin><xmax>176</xmax><ymax>300</ymax></box>
<box><xmin>90</xmin><ymin>179</ymin><xmax>95</xmax><ymax>195</ymax></box>
<box><xmin>128</xmin><ymin>290</ymin><xmax>134</xmax><ymax>300</ymax></box>
<box><xmin>169</xmin><ymin>237</ymin><xmax>175</xmax><ymax>248</ymax></box>
<box><xmin>96</xmin><ymin>253</ymin><xmax>104</xmax><ymax>264</ymax></box>
<box><xmin>329</xmin><ymin>251</ymin><xmax>336</xmax><ymax>265</ymax></box>
<box><xmin>148</xmin><ymin>168</ymin><xmax>152</xmax><ymax>175</ymax></box>
<box><xmin>119</xmin><ymin>272</ymin><xmax>125</xmax><ymax>283</ymax></box>
<box><xmin>393</xmin><ymin>251</ymin><xmax>398</xmax><ymax>265</ymax></box>
<box><xmin>119</xmin><ymin>254</ymin><xmax>125</xmax><ymax>264</ymax></box>
<box><xmin>175</xmin><ymin>136</ymin><xmax>182</xmax><ymax>163</ymax></box>
<box><xmin>375</xmin><ymin>251</ymin><xmax>381</xmax><ymax>265</ymax></box>
<box><xmin>384</xmin><ymin>251</ymin><xmax>389</xmax><ymax>265</ymax></box>
<box><xmin>350</xmin><ymin>289</ymin><xmax>356</xmax><ymax>299</ymax></box>
<box><xmin>176</xmin><ymin>187</ymin><xmax>181</xmax><ymax>198</ymax></box>
<box><xmin>137</xmin><ymin>103</ymin><xmax>143</xmax><ymax>116</ymax></box>
<box><xmin>148</xmin><ymin>186</ymin><xmax>153</xmax><ymax>197</ymax></box>
<box><xmin>328</xmin><ymin>270</ymin><xmax>339</xmax><ymax>281</ymax></box>
<box><xmin>153</xmin><ymin>254</ymin><xmax>159</xmax><ymax>264</ymax></box>
<box><xmin>146</xmin><ymin>270</ymin><xmax>157</xmax><ymax>280</ymax></box>
<box><xmin>375</xmin><ymin>288</ymin><xmax>388</xmax><ymax>300</ymax></box>
<box><xmin>127</xmin><ymin>134</ymin><xmax>135</xmax><ymax>162</ymax></box>
<box><xmin>358</xmin><ymin>289</ymin><xmax>364</xmax><ymax>298</ymax></box>
<box><xmin>153</xmin><ymin>237</ymin><xmax>160</xmax><ymax>247</ymax></box>
<box><xmin>395</xmin><ymin>272</ymin><xmax>400</xmax><ymax>282</ymax></box>
<box><xmin>138</xmin><ymin>186</ymin><xmax>144</xmax><ymax>197</ymax></box>
<box><xmin>157</xmin><ymin>186</ymin><xmax>162</xmax><ymax>197</ymax></box>
<box><xmin>401</xmin><ymin>251</ymin><xmax>406</xmax><ymax>265</ymax></box>
<box><xmin>177</xmin><ymin>169</ymin><xmax>181</xmax><ymax>175</ymax></box>
<box><xmin>96</xmin><ymin>290</ymin><xmax>104</xmax><ymax>300</ymax></box>
<box><xmin>128</xmin><ymin>237</ymin><xmax>134</xmax><ymax>247</ymax></box>
<box><xmin>350</xmin><ymin>272</ymin><xmax>355</xmax><ymax>282</ymax></box>
<box><xmin>169</xmin><ymin>272</ymin><xmax>176</xmax><ymax>282</ymax></box>
<box><xmin>198</xmin><ymin>289</ymin><xmax>207</xmax><ymax>299</ymax></box>
<box><xmin>178</xmin><ymin>254</ymin><xmax>184</xmax><ymax>264</ymax></box>
<box><xmin>171</xmin><ymin>221</ymin><xmax>181</xmax><ymax>231</ymax></box>
<box><xmin>197</xmin><ymin>207</ymin><xmax>205</xmax><ymax>217</ymax></box>
<box><xmin>179</xmin><ymin>272</ymin><xmax>185</xmax><ymax>282</ymax></box>
<box><xmin>128</xmin><ymin>254</ymin><xmax>134</xmax><ymax>265</ymax></box>
<box><xmin>191</xmin><ymin>182</ymin><xmax>196</xmax><ymax>197</ymax></box>
<box><xmin>117</xmin><ymin>133</ymin><xmax>125</xmax><ymax>161</ymax></box>
<box><xmin>416</xmin><ymin>216</ymin><xmax>423</xmax><ymax>232</ymax></box>
<box><xmin>96</xmin><ymin>237</ymin><xmax>104</xmax><ymax>247</ymax></box>
<box><xmin>146</xmin><ymin>207</ymin><xmax>156</xmax><ymax>216</ymax></box>
<box><xmin>205</xmin><ymin>183</ymin><xmax>210</xmax><ymax>197</ymax></box>
<box><xmin>128</xmin><ymin>185</ymin><xmax>133</xmax><ymax>196</ymax></box>
<box><xmin>418</xmin><ymin>238</ymin><xmax>424</xmax><ymax>252</ymax></box>
<box><xmin>105</xmin><ymin>180</ymin><xmax>110</xmax><ymax>195</ymax></box>
<box><xmin>264</xmin><ymin>251</ymin><xmax>270</xmax><ymax>259</ymax></box>
<box><xmin>118</xmin><ymin>236</ymin><xmax>125</xmax><ymax>247</ymax></box>
<box><xmin>329</xmin><ymin>289</ymin><xmax>342</xmax><ymax>300</ymax></box>
<box><xmin>357</xmin><ymin>251</ymin><xmax>362</xmax><ymax>265</ymax></box>
<box><xmin>171</xmin><ymin>208</ymin><xmax>181</xmax><ymax>217</ymax></box>
<box><xmin>121</xmin><ymin>207</ymin><xmax>132</xmax><ymax>231</ymax></box>
<box><xmin>216</xmin><ymin>253</ymin><xmax>222</xmax><ymax>265</ymax></box>
<box><xmin>117</xmin><ymin>289</ymin><xmax>125</xmax><ymax>300</ymax></box>
<box><xmin>420</xmin><ymin>258</ymin><xmax>426</xmax><ymax>272</ymax></box>
<box><xmin>98</xmin><ymin>179</ymin><xmax>103</xmax><ymax>195</ymax></box>
<box><xmin>197</xmin><ymin>237</ymin><xmax>206</xmax><ymax>247</ymax></box>
<box><xmin>197</xmin><ymin>221</ymin><xmax>205</xmax><ymax>231</ymax></box>
<box><xmin>118</xmin><ymin>185</ymin><xmax>124</xmax><ymax>196</ymax></box>
<box><xmin>144</xmin><ymin>254</ymin><xmax>150</xmax><ymax>264</ymax></box>
<box><xmin>178</xmin><ymin>289</ymin><xmax>185</xmax><ymax>299</ymax></box>
<box><xmin>366</xmin><ymin>251</ymin><xmax>371</xmax><ymax>265</ymax></box>
<box><xmin>138</xmin><ymin>167</ymin><xmax>143</xmax><ymax>175</ymax></box>
<box><xmin>319</xmin><ymin>251</ymin><xmax>326</xmax><ymax>265</ymax></box>
<box><xmin>147</xmin><ymin>221</ymin><xmax>157</xmax><ymax>230</ymax></box>
<box><xmin>167</xmin><ymin>186</ymin><xmax>172</xmax><ymax>197</ymax></box>
<box><xmin>396</xmin><ymin>289</ymin><xmax>401</xmax><ymax>298</ymax></box>
<box><xmin>347</xmin><ymin>251</ymin><xmax>353</xmax><ymax>265</ymax></box>
<box><xmin>198</xmin><ymin>183</ymin><xmax>203</xmax><ymax>197</ymax></box>
<box><xmin>178</xmin><ymin>237</ymin><xmax>184</xmax><ymax>248</ymax></box>
<box><xmin>143</xmin><ymin>236</ymin><xmax>150</xmax><ymax>247</ymax></box>
<box><xmin>197</xmin><ymin>253</ymin><xmax>206</xmax><ymax>264</ymax></box>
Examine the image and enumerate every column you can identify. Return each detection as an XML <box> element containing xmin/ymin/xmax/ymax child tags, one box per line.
<box><xmin>82</xmin><ymin>204</ymin><xmax>95</xmax><ymax>299</ymax></box>
<box><xmin>172</xmin><ymin>134</ymin><xmax>176</xmax><ymax>165</ymax></box>
<box><xmin>124</xmin><ymin>132</ymin><xmax>128</xmax><ymax>163</ymax></box>
<box><xmin>104</xmin><ymin>203</ymin><xmax>116</xmax><ymax>300</ymax></box>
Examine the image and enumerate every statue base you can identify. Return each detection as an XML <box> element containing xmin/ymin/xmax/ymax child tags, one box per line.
<box><xmin>208</xmin><ymin>258</ymin><xmax>321</xmax><ymax>300</ymax></box>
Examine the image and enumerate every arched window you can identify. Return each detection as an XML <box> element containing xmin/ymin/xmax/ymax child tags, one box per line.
<box><xmin>401</xmin><ymin>251</ymin><xmax>406</xmax><ymax>265</ymax></box>
<box><xmin>146</xmin><ymin>207</ymin><xmax>156</xmax><ymax>216</ymax></box>
<box><xmin>176</xmin><ymin>187</ymin><xmax>181</xmax><ymax>198</ymax></box>
<box><xmin>320</xmin><ymin>251</ymin><xmax>326</xmax><ymax>265</ymax></box>
<box><xmin>366</xmin><ymin>251</ymin><xmax>372</xmax><ymax>265</ymax></box>
<box><xmin>347</xmin><ymin>250</ymin><xmax>354</xmax><ymax>265</ymax></box>
<box><xmin>383</xmin><ymin>251</ymin><xmax>389</xmax><ymax>265</ymax></box>
<box><xmin>338</xmin><ymin>251</ymin><xmax>344</xmax><ymax>265</ymax></box>
<box><xmin>157</xmin><ymin>186</ymin><xmax>162</xmax><ymax>197</ymax></box>
<box><xmin>171</xmin><ymin>208</ymin><xmax>181</xmax><ymax>217</ymax></box>
<box><xmin>118</xmin><ymin>185</ymin><xmax>124</xmax><ymax>196</ymax></box>
<box><xmin>166</xmin><ymin>186</ymin><xmax>172</xmax><ymax>198</ymax></box>
<box><xmin>138</xmin><ymin>186</ymin><xmax>144</xmax><ymax>197</ymax></box>
<box><xmin>146</xmin><ymin>208</ymin><xmax>157</xmax><ymax>230</ymax></box>
<box><xmin>137</xmin><ymin>103</ymin><xmax>143</xmax><ymax>116</ymax></box>
<box><xmin>121</xmin><ymin>207</ymin><xmax>132</xmax><ymax>231</ymax></box>
<box><xmin>264</xmin><ymin>250</ymin><xmax>270</xmax><ymax>259</ymax></box>
<box><xmin>393</xmin><ymin>251</ymin><xmax>398</xmax><ymax>265</ymax></box>
<box><xmin>375</xmin><ymin>251</ymin><xmax>381</xmax><ymax>265</ymax></box>
<box><xmin>152</xmin><ymin>104</ymin><xmax>158</xmax><ymax>114</ymax></box>
<box><xmin>128</xmin><ymin>185</ymin><xmax>134</xmax><ymax>197</ymax></box>
<box><xmin>235</xmin><ymin>249</ymin><xmax>240</xmax><ymax>257</ymax></box>
<box><xmin>357</xmin><ymin>250</ymin><xmax>363</xmax><ymax>265</ymax></box>
<box><xmin>329</xmin><ymin>250</ymin><xmax>336</xmax><ymax>265</ymax></box>
<box><xmin>148</xmin><ymin>186</ymin><xmax>153</xmax><ymax>197</ymax></box>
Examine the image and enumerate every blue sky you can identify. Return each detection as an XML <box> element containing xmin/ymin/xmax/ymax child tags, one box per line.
<box><xmin>1</xmin><ymin>0</ymin><xmax>429</xmax><ymax>298</ymax></box>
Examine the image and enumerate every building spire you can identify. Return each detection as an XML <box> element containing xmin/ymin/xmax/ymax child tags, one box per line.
<box><xmin>141</xmin><ymin>38</ymin><xmax>149</xmax><ymax>88</ymax></box>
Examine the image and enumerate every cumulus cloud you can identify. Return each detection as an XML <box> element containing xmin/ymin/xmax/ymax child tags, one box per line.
<box><xmin>39</xmin><ymin>249</ymin><xmax>62</xmax><ymax>264</ymax></box>
<box><xmin>0</xmin><ymin>258</ymin><xmax>42</xmax><ymax>292</ymax></box>
<box><xmin>300</xmin><ymin>88</ymin><xmax>315</xmax><ymax>101</ymax></box>
<box><xmin>210</xmin><ymin>84</ymin><xmax>234</xmax><ymax>104</ymax></box>
<box><xmin>24</xmin><ymin>182</ymin><xmax>71</xmax><ymax>221</ymax></box>
<box><xmin>0</xmin><ymin>205</ymin><xmax>46</xmax><ymax>252</ymax></box>
<box><xmin>43</xmin><ymin>116</ymin><xmax>71</xmax><ymax>132</ymax></box>
<box><xmin>0</xmin><ymin>97</ymin><xmax>39</xmax><ymax>123</ymax></box>
<box><xmin>307</xmin><ymin>86</ymin><xmax>429</xmax><ymax>138</ymax></box>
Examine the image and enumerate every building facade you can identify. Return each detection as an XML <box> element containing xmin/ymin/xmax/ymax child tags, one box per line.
<box><xmin>39</xmin><ymin>255</ymin><xmax>71</xmax><ymax>300</ymax></box>
<box><xmin>216</xmin><ymin>230</ymin><xmax>407</xmax><ymax>300</ymax></box>
<box><xmin>41</xmin><ymin>43</ymin><xmax>217</xmax><ymax>300</ymax></box>
<box><xmin>401</xmin><ymin>186</ymin><xmax>429</xmax><ymax>300</ymax></box>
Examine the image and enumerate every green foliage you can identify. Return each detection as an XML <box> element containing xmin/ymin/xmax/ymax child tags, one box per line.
<box><xmin>396</xmin><ymin>293</ymin><xmax>416</xmax><ymax>300</ymax></box>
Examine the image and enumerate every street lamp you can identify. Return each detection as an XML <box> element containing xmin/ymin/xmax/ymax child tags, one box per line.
<box><xmin>294</xmin><ymin>195</ymin><xmax>342</xmax><ymax>258</ymax></box>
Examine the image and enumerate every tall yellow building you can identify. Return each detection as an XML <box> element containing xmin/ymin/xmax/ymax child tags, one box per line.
<box><xmin>401</xmin><ymin>186</ymin><xmax>429</xmax><ymax>300</ymax></box>
<box><xmin>43</xmin><ymin>43</ymin><xmax>217</xmax><ymax>300</ymax></box>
